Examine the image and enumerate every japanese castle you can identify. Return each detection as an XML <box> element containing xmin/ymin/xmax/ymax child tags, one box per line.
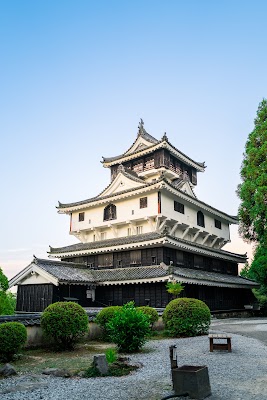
<box><xmin>10</xmin><ymin>120</ymin><xmax>258</xmax><ymax>311</ymax></box>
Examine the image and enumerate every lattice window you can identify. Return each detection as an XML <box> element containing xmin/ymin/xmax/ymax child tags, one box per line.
<box><xmin>103</xmin><ymin>204</ymin><xmax>117</xmax><ymax>221</ymax></box>
<box><xmin>144</xmin><ymin>156</ymin><xmax>154</xmax><ymax>170</ymax></box>
<box><xmin>140</xmin><ymin>197</ymin><xmax>147</xmax><ymax>208</ymax></box>
<box><xmin>133</xmin><ymin>161</ymin><xmax>143</xmax><ymax>172</ymax></box>
<box><xmin>98</xmin><ymin>253</ymin><xmax>113</xmax><ymax>267</ymax></box>
<box><xmin>79</xmin><ymin>212</ymin><xmax>85</xmax><ymax>222</ymax></box>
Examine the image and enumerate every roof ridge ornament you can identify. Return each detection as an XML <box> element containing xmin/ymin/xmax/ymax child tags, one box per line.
<box><xmin>137</xmin><ymin>118</ymin><xmax>147</xmax><ymax>136</ymax></box>
<box><xmin>162</xmin><ymin>132</ymin><xmax>168</xmax><ymax>141</ymax></box>
<box><xmin>117</xmin><ymin>164</ymin><xmax>125</xmax><ymax>173</ymax></box>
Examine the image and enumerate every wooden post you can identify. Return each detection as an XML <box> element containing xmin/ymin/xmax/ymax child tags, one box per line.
<box><xmin>169</xmin><ymin>345</ymin><xmax>178</xmax><ymax>369</ymax></box>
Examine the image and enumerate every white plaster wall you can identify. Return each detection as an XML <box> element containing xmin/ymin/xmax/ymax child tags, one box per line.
<box><xmin>71</xmin><ymin>192</ymin><xmax>159</xmax><ymax>242</ymax></box>
<box><xmin>20</xmin><ymin>273</ymin><xmax>52</xmax><ymax>285</ymax></box>
<box><xmin>161</xmin><ymin>192</ymin><xmax>230</xmax><ymax>241</ymax></box>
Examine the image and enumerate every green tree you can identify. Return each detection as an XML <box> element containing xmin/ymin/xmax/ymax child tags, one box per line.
<box><xmin>166</xmin><ymin>281</ymin><xmax>184</xmax><ymax>299</ymax></box>
<box><xmin>237</xmin><ymin>99</ymin><xmax>267</xmax><ymax>303</ymax></box>
<box><xmin>0</xmin><ymin>267</ymin><xmax>9</xmax><ymax>291</ymax></box>
<box><xmin>0</xmin><ymin>267</ymin><xmax>15</xmax><ymax>316</ymax></box>
<box><xmin>237</xmin><ymin>98</ymin><xmax>267</xmax><ymax>244</ymax></box>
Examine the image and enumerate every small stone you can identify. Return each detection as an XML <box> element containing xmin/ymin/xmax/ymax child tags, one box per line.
<box><xmin>42</xmin><ymin>368</ymin><xmax>71</xmax><ymax>377</ymax></box>
<box><xmin>93</xmin><ymin>354</ymin><xmax>109</xmax><ymax>375</ymax></box>
<box><xmin>0</xmin><ymin>363</ymin><xmax>17</xmax><ymax>377</ymax></box>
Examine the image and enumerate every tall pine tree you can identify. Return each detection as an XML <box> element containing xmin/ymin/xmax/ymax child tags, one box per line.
<box><xmin>238</xmin><ymin>99</ymin><xmax>267</xmax><ymax>299</ymax></box>
<box><xmin>238</xmin><ymin>99</ymin><xmax>267</xmax><ymax>244</ymax></box>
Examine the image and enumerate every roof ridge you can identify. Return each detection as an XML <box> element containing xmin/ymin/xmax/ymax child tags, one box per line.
<box><xmin>49</xmin><ymin>232</ymin><xmax>164</xmax><ymax>254</ymax></box>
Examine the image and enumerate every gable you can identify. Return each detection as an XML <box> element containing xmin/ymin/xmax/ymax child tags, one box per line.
<box><xmin>177</xmin><ymin>181</ymin><xmax>197</xmax><ymax>198</ymax></box>
<box><xmin>124</xmin><ymin>135</ymin><xmax>155</xmax><ymax>156</ymax></box>
<box><xmin>9</xmin><ymin>262</ymin><xmax>58</xmax><ymax>287</ymax></box>
<box><xmin>100</xmin><ymin>171</ymin><xmax>146</xmax><ymax>197</ymax></box>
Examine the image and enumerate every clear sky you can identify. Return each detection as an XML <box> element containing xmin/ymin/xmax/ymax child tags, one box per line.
<box><xmin>1</xmin><ymin>0</ymin><xmax>266</xmax><ymax>279</ymax></box>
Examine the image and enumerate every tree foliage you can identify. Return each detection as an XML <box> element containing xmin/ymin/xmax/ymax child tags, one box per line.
<box><xmin>162</xmin><ymin>298</ymin><xmax>211</xmax><ymax>337</ymax></box>
<box><xmin>0</xmin><ymin>267</ymin><xmax>16</xmax><ymax>316</ymax></box>
<box><xmin>41</xmin><ymin>302</ymin><xmax>89</xmax><ymax>350</ymax></box>
<box><xmin>246</xmin><ymin>244</ymin><xmax>267</xmax><ymax>289</ymax></box>
<box><xmin>0</xmin><ymin>267</ymin><xmax>9</xmax><ymax>291</ymax></box>
<box><xmin>0</xmin><ymin>322</ymin><xmax>27</xmax><ymax>362</ymax></box>
<box><xmin>166</xmin><ymin>281</ymin><xmax>184</xmax><ymax>298</ymax></box>
<box><xmin>106</xmin><ymin>302</ymin><xmax>151</xmax><ymax>353</ymax></box>
<box><xmin>237</xmin><ymin>99</ymin><xmax>267</xmax><ymax>244</ymax></box>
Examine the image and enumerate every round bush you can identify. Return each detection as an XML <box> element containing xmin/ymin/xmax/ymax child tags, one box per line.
<box><xmin>162</xmin><ymin>298</ymin><xmax>211</xmax><ymax>337</ymax></box>
<box><xmin>0</xmin><ymin>322</ymin><xmax>27</xmax><ymax>361</ymax></box>
<box><xmin>41</xmin><ymin>302</ymin><xmax>88</xmax><ymax>350</ymax></box>
<box><xmin>107</xmin><ymin>302</ymin><xmax>151</xmax><ymax>353</ymax></box>
<box><xmin>137</xmin><ymin>306</ymin><xmax>159</xmax><ymax>325</ymax></box>
<box><xmin>95</xmin><ymin>306</ymin><xmax>122</xmax><ymax>340</ymax></box>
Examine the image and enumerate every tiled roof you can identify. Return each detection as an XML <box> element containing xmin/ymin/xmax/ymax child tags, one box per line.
<box><xmin>93</xmin><ymin>265</ymin><xmax>168</xmax><ymax>283</ymax></box>
<box><xmin>166</xmin><ymin>234</ymin><xmax>246</xmax><ymax>261</ymax></box>
<box><xmin>49</xmin><ymin>232</ymin><xmax>246</xmax><ymax>262</ymax></box>
<box><xmin>31</xmin><ymin>258</ymin><xmax>258</xmax><ymax>289</ymax></box>
<box><xmin>173</xmin><ymin>266</ymin><xmax>259</xmax><ymax>289</ymax></box>
<box><xmin>33</xmin><ymin>257</ymin><xmax>168</xmax><ymax>284</ymax></box>
<box><xmin>0</xmin><ymin>314</ymin><xmax>41</xmax><ymax>326</ymax></box>
<box><xmin>49</xmin><ymin>232</ymin><xmax>164</xmax><ymax>254</ymax></box>
<box><xmin>34</xmin><ymin>258</ymin><xmax>94</xmax><ymax>283</ymax></box>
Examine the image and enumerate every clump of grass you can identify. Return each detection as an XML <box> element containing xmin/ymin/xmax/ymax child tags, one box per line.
<box><xmin>105</xmin><ymin>348</ymin><xmax>117</xmax><ymax>364</ymax></box>
<box><xmin>83</xmin><ymin>358</ymin><xmax>138</xmax><ymax>378</ymax></box>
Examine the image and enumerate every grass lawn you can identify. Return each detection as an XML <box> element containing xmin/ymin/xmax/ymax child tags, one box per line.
<box><xmin>0</xmin><ymin>341</ymin><xmax>116</xmax><ymax>375</ymax></box>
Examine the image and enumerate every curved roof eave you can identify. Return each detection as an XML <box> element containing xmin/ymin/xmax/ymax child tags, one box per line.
<box><xmin>102</xmin><ymin>140</ymin><xmax>205</xmax><ymax>172</ymax></box>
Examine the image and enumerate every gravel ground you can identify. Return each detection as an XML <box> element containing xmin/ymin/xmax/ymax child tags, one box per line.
<box><xmin>1</xmin><ymin>333</ymin><xmax>267</xmax><ymax>400</ymax></box>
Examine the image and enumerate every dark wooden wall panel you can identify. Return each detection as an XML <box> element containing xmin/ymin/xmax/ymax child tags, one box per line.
<box><xmin>16</xmin><ymin>284</ymin><xmax>54</xmax><ymax>312</ymax></box>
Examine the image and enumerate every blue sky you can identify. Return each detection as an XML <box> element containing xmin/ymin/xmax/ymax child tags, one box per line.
<box><xmin>1</xmin><ymin>0</ymin><xmax>266</xmax><ymax>279</ymax></box>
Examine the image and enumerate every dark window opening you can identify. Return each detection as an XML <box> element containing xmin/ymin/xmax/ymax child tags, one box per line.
<box><xmin>98</xmin><ymin>253</ymin><xmax>113</xmax><ymax>267</ymax></box>
<box><xmin>103</xmin><ymin>204</ymin><xmax>117</xmax><ymax>221</ymax></box>
<box><xmin>152</xmin><ymin>256</ymin><xmax>157</xmax><ymax>264</ymax></box>
<box><xmin>117</xmin><ymin>260</ymin><xmax>122</xmax><ymax>267</ymax></box>
<box><xmin>197</xmin><ymin>211</ymin><xmax>205</xmax><ymax>227</ymax></box>
<box><xmin>140</xmin><ymin>197</ymin><xmax>148</xmax><ymax>208</ymax></box>
<box><xmin>79</xmin><ymin>212</ymin><xmax>85</xmax><ymax>222</ymax></box>
<box><xmin>130</xmin><ymin>250</ymin><xmax>141</xmax><ymax>265</ymax></box>
<box><xmin>215</xmin><ymin>219</ymin><xmax>222</xmax><ymax>229</ymax></box>
<box><xmin>174</xmin><ymin>201</ymin><xmax>184</xmax><ymax>214</ymax></box>
<box><xmin>176</xmin><ymin>250</ymin><xmax>184</xmax><ymax>266</ymax></box>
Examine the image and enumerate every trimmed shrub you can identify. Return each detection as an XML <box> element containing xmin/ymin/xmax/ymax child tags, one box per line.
<box><xmin>41</xmin><ymin>302</ymin><xmax>88</xmax><ymax>350</ymax></box>
<box><xmin>137</xmin><ymin>306</ymin><xmax>159</xmax><ymax>325</ymax></box>
<box><xmin>106</xmin><ymin>302</ymin><xmax>151</xmax><ymax>353</ymax></box>
<box><xmin>95</xmin><ymin>306</ymin><xmax>122</xmax><ymax>340</ymax></box>
<box><xmin>0</xmin><ymin>322</ymin><xmax>27</xmax><ymax>362</ymax></box>
<box><xmin>162</xmin><ymin>298</ymin><xmax>211</xmax><ymax>337</ymax></box>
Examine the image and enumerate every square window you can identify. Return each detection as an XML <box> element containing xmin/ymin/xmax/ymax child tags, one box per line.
<box><xmin>101</xmin><ymin>232</ymin><xmax>107</xmax><ymax>240</ymax></box>
<box><xmin>174</xmin><ymin>201</ymin><xmax>184</xmax><ymax>214</ymax></box>
<box><xmin>79</xmin><ymin>212</ymin><xmax>85</xmax><ymax>222</ymax></box>
<box><xmin>215</xmin><ymin>219</ymin><xmax>222</xmax><ymax>229</ymax></box>
<box><xmin>136</xmin><ymin>226</ymin><xmax>143</xmax><ymax>234</ymax></box>
<box><xmin>140</xmin><ymin>197</ymin><xmax>147</xmax><ymax>208</ymax></box>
